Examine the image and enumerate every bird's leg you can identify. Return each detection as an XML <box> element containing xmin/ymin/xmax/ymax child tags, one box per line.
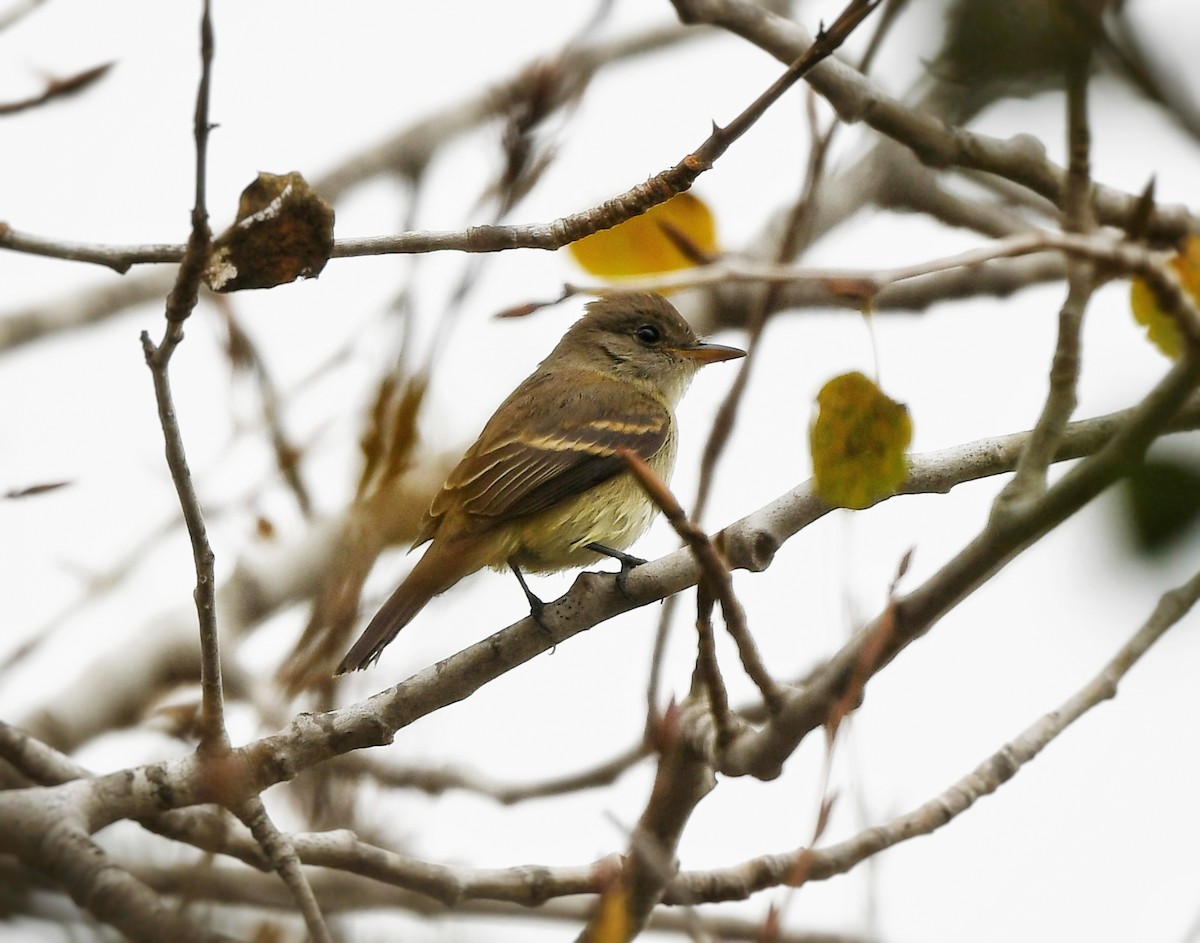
<box><xmin>509</xmin><ymin>561</ymin><xmax>551</xmax><ymax>634</ymax></box>
<box><xmin>585</xmin><ymin>542</ymin><xmax>647</xmax><ymax>599</ymax></box>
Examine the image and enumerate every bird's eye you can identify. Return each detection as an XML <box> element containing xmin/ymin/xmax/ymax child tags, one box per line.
<box><xmin>635</xmin><ymin>323</ymin><xmax>662</xmax><ymax>344</ymax></box>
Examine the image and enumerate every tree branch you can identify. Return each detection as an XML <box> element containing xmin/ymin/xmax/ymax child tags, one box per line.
<box><xmin>665</xmin><ymin>562</ymin><xmax>1200</xmax><ymax>901</ymax></box>
<box><xmin>137</xmin><ymin>0</ymin><xmax>225</xmax><ymax>752</ymax></box>
<box><xmin>234</xmin><ymin>797</ymin><xmax>332</xmax><ymax>943</ymax></box>
<box><xmin>10</xmin><ymin>522</ymin><xmax>1200</xmax><ymax>925</ymax></box>
<box><xmin>718</xmin><ymin>352</ymin><xmax>1200</xmax><ymax>780</ymax></box>
<box><xmin>994</xmin><ymin>26</ymin><xmax>1098</xmax><ymax>513</ymax></box>
<box><xmin>0</xmin><ymin>3</ymin><xmax>882</xmax><ymax>277</ymax></box>
<box><xmin>672</xmin><ymin>0</ymin><xmax>1197</xmax><ymax>243</ymax></box>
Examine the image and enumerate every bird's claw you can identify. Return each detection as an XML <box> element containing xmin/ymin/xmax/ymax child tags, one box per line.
<box><xmin>584</xmin><ymin>542</ymin><xmax>647</xmax><ymax>599</ymax></box>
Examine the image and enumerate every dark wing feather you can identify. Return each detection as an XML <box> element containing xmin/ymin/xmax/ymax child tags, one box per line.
<box><xmin>438</xmin><ymin>369</ymin><xmax>670</xmax><ymax>522</ymax></box>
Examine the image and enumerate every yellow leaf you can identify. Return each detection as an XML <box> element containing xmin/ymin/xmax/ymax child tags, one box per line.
<box><xmin>1129</xmin><ymin>235</ymin><xmax>1200</xmax><ymax>359</ymax></box>
<box><xmin>810</xmin><ymin>372</ymin><xmax>912</xmax><ymax>510</ymax></box>
<box><xmin>568</xmin><ymin>192</ymin><xmax>717</xmax><ymax>278</ymax></box>
<box><xmin>590</xmin><ymin>882</ymin><xmax>629</xmax><ymax>943</ymax></box>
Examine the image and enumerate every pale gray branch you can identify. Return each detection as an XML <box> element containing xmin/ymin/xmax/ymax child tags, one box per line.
<box><xmin>673</xmin><ymin>0</ymin><xmax>1198</xmax><ymax>242</ymax></box>
<box><xmin>666</xmin><ymin>563</ymin><xmax>1200</xmax><ymax>901</ymax></box>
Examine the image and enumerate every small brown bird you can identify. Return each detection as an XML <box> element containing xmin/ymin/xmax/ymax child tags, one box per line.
<box><xmin>337</xmin><ymin>292</ymin><xmax>744</xmax><ymax>673</ymax></box>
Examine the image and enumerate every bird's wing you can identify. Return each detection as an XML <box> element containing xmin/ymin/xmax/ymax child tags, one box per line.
<box><xmin>434</xmin><ymin>370</ymin><xmax>671</xmax><ymax>522</ymax></box>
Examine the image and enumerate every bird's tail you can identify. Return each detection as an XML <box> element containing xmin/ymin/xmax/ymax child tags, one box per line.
<box><xmin>336</xmin><ymin>538</ymin><xmax>473</xmax><ymax>674</ymax></box>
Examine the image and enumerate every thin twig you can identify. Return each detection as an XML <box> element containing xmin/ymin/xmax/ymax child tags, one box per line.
<box><xmin>994</xmin><ymin>27</ymin><xmax>1098</xmax><ymax>515</ymax></box>
<box><xmin>691</xmin><ymin>584</ymin><xmax>734</xmax><ymax>747</ymax></box>
<box><xmin>234</xmin><ymin>797</ymin><xmax>333</xmax><ymax>943</ymax></box>
<box><xmin>621</xmin><ymin>450</ymin><xmax>784</xmax><ymax>717</ymax></box>
<box><xmin>562</xmin><ymin>228</ymin><xmax>1173</xmax><ymax>305</ymax></box>
<box><xmin>137</xmin><ymin>0</ymin><xmax>225</xmax><ymax>750</ymax></box>
<box><xmin>0</xmin><ymin>61</ymin><xmax>114</xmax><ymax>115</ymax></box>
<box><xmin>335</xmin><ymin>740</ymin><xmax>651</xmax><ymax>805</ymax></box>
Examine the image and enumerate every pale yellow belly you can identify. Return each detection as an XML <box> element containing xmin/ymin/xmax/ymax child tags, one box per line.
<box><xmin>500</xmin><ymin>435</ymin><xmax>676</xmax><ymax>573</ymax></box>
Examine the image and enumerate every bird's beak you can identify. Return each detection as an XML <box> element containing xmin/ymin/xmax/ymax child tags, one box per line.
<box><xmin>679</xmin><ymin>341</ymin><xmax>746</xmax><ymax>365</ymax></box>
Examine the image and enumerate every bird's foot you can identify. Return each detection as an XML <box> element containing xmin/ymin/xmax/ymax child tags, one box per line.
<box><xmin>527</xmin><ymin>596</ymin><xmax>550</xmax><ymax>633</ymax></box>
<box><xmin>585</xmin><ymin>542</ymin><xmax>647</xmax><ymax>599</ymax></box>
<box><xmin>510</xmin><ymin>562</ymin><xmax>554</xmax><ymax>641</ymax></box>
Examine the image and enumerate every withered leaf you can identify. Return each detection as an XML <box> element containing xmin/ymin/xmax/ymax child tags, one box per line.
<box><xmin>205</xmin><ymin>171</ymin><xmax>334</xmax><ymax>292</ymax></box>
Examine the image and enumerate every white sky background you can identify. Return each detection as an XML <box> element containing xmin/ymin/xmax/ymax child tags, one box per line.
<box><xmin>2</xmin><ymin>1</ymin><xmax>1200</xmax><ymax>942</ymax></box>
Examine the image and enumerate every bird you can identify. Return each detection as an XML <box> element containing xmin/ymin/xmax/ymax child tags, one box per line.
<box><xmin>336</xmin><ymin>292</ymin><xmax>745</xmax><ymax>673</ymax></box>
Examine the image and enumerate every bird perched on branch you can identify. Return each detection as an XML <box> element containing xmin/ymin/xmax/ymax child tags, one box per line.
<box><xmin>337</xmin><ymin>292</ymin><xmax>744</xmax><ymax>673</ymax></box>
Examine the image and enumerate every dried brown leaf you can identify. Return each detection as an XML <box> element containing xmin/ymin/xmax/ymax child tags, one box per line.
<box><xmin>205</xmin><ymin>171</ymin><xmax>334</xmax><ymax>292</ymax></box>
